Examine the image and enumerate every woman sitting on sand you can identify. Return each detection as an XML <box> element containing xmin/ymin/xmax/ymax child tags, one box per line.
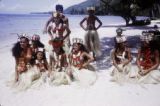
<box><xmin>12</xmin><ymin>34</ymin><xmax>32</xmax><ymax>82</ymax></box>
<box><xmin>110</xmin><ymin>35</ymin><xmax>132</xmax><ymax>83</ymax></box>
<box><xmin>10</xmin><ymin>34</ymin><xmax>47</xmax><ymax>91</ymax></box>
<box><xmin>68</xmin><ymin>38</ymin><xmax>97</xmax><ymax>86</ymax></box>
<box><xmin>48</xmin><ymin>38</ymin><xmax>72</xmax><ymax>86</ymax></box>
<box><xmin>130</xmin><ymin>31</ymin><xmax>160</xmax><ymax>84</ymax></box>
<box><xmin>29</xmin><ymin>48</ymin><xmax>49</xmax><ymax>87</ymax></box>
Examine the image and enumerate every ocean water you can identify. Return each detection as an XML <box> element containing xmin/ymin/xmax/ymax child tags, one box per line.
<box><xmin>0</xmin><ymin>14</ymin><xmax>49</xmax><ymax>48</ymax></box>
<box><xmin>0</xmin><ymin>14</ymin><xmax>125</xmax><ymax>48</ymax></box>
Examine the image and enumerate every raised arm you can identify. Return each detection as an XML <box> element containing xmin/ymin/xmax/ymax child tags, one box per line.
<box><xmin>43</xmin><ymin>16</ymin><xmax>54</xmax><ymax>34</ymax></box>
<box><xmin>95</xmin><ymin>16</ymin><xmax>102</xmax><ymax>30</ymax></box>
<box><xmin>80</xmin><ymin>17</ymin><xmax>87</xmax><ymax>31</ymax></box>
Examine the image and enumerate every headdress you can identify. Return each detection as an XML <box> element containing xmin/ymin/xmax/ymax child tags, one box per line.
<box><xmin>72</xmin><ymin>38</ymin><xmax>83</xmax><ymax>44</ymax></box>
<box><xmin>37</xmin><ymin>47</ymin><xmax>45</xmax><ymax>52</ymax></box>
<box><xmin>116</xmin><ymin>28</ymin><xmax>123</xmax><ymax>33</ymax></box>
<box><xmin>32</xmin><ymin>34</ymin><xmax>40</xmax><ymax>41</ymax></box>
<box><xmin>17</xmin><ymin>33</ymin><xmax>30</xmax><ymax>41</ymax></box>
<box><xmin>140</xmin><ymin>31</ymin><xmax>154</xmax><ymax>43</ymax></box>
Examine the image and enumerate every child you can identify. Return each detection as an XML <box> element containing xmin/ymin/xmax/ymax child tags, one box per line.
<box><xmin>17</xmin><ymin>58</ymin><xmax>28</xmax><ymax>74</ymax></box>
<box><xmin>34</xmin><ymin>48</ymin><xmax>48</xmax><ymax>72</ymax></box>
<box><xmin>80</xmin><ymin>7</ymin><xmax>102</xmax><ymax>58</ymax></box>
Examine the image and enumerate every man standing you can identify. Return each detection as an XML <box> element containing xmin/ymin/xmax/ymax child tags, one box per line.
<box><xmin>43</xmin><ymin>4</ymin><xmax>69</xmax><ymax>35</ymax></box>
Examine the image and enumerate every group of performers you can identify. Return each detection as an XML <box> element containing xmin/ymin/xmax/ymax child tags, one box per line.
<box><xmin>8</xmin><ymin>5</ymin><xmax>160</xmax><ymax>91</ymax></box>
<box><xmin>111</xmin><ymin>28</ymin><xmax>160</xmax><ymax>84</ymax></box>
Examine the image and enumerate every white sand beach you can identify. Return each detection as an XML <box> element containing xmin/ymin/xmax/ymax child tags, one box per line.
<box><xmin>0</xmin><ymin>14</ymin><xmax>160</xmax><ymax>106</ymax></box>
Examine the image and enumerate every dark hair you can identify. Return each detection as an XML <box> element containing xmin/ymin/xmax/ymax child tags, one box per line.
<box><xmin>141</xmin><ymin>40</ymin><xmax>158</xmax><ymax>53</ymax></box>
<box><xmin>30</xmin><ymin>50</ymin><xmax>47</xmax><ymax>66</ymax></box>
<box><xmin>71</xmin><ymin>43</ymin><xmax>89</xmax><ymax>62</ymax></box>
<box><xmin>72</xmin><ymin>43</ymin><xmax>89</xmax><ymax>53</ymax></box>
<box><xmin>56</xmin><ymin>4</ymin><xmax>63</xmax><ymax>12</ymax></box>
<box><xmin>36</xmin><ymin>51</ymin><xmax>47</xmax><ymax>60</ymax></box>
<box><xmin>32</xmin><ymin>40</ymin><xmax>44</xmax><ymax>48</ymax></box>
<box><xmin>78</xmin><ymin>43</ymin><xmax>89</xmax><ymax>53</ymax></box>
<box><xmin>114</xmin><ymin>41</ymin><xmax>125</xmax><ymax>54</ymax></box>
<box><xmin>56</xmin><ymin>46</ymin><xmax>65</xmax><ymax>55</ymax></box>
<box><xmin>12</xmin><ymin>42</ymin><xmax>22</xmax><ymax>59</ymax></box>
<box><xmin>12</xmin><ymin>37</ymin><xmax>30</xmax><ymax>59</ymax></box>
<box><xmin>34</xmin><ymin>51</ymin><xmax>48</xmax><ymax>70</ymax></box>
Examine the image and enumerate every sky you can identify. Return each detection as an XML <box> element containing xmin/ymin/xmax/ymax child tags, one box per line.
<box><xmin>0</xmin><ymin>0</ymin><xmax>86</xmax><ymax>14</ymax></box>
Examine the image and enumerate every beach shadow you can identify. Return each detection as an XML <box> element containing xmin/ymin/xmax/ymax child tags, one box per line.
<box><xmin>96</xmin><ymin>36</ymin><xmax>140</xmax><ymax>70</ymax></box>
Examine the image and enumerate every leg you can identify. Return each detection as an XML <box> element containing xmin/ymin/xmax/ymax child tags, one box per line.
<box><xmin>85</xmin><ymin>31</ymin><xmax>91</xmax><ymax>52</ymax></box>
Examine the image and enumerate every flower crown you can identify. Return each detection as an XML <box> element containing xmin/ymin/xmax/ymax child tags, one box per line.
<box><xmin>72</xmin><ymin>38</ymin><xmax>83</xmax><ymax>44</ymax></box>
<box><xmin>17</xmin><ymin>33</ymin><xmax>30</xmax><ymax>41</ymax></box>
<box><xmin>32</xmin><ymin>34</ymin><xmax>40</xmax><ymax>41</ymax></box>
<box><xmin>37</xmin><ymin>47</ymin><xmax>45</xmax><ymax>52</ymax></box>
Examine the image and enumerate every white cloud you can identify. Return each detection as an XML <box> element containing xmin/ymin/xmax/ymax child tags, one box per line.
<box><xmin>8</xmin><ymin>4</ymin><xmax>23</xmax><ymax>11</ymax></box>
<box><xmin>0</xmin><ymin>2</ymin><xmax>24</xmax><ymax>12</ymax></box>
<box><xmin>0</xmin><ymin>2</ymin><xmax>5</xmax><ymax>9</ymax></box>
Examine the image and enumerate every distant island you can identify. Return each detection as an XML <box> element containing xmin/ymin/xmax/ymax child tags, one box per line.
<box><xmin>30</xmin><ymin>12</ymin><xmax>52</xmax><ymax>15</ymax></box>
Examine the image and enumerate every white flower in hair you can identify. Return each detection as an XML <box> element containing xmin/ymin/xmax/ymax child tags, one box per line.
<box><xmin>17</xmin><ymin>33</ymin><xmax>30</xmax><ymax>41</ymax></box>
<box><xmin>37</xmin><ymin>47</ymin><xmax>44</xmax><ymax>52</ymax></box>
<box><xmin>72</xmin><ymin>38</ymin><xmax>83</xmax><ymax>44</ymax></box>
